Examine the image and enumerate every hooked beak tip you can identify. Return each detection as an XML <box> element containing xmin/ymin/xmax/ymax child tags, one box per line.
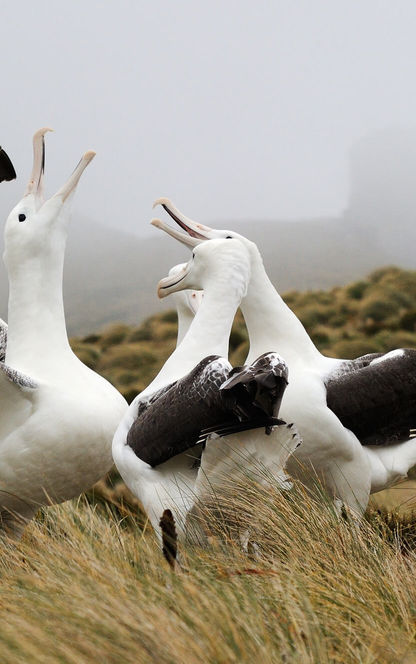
<box><xmin>33</xmin><ymin>127</ymin><xmax>54</xmax><ymax>141</ymax></box>
<box><xmin>153</xmin><ymin>197</ymin><xmax>171</xmax><ymax>209</ymax></box>
<box><xmin>83</xmin><ymin>150</ymin><xmax>96</xmax><ymax>164</ymax></box>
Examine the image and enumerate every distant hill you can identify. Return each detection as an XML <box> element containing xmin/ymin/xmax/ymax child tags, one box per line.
<box><xmin>70</xmin><ymin>266</ymin><xmax>416</xmax><ymax>404</ymax></box>
<box><xmin>0</xmin><ymin>213</ymin><xmax>397</xmax><ymax>335</ymax></box>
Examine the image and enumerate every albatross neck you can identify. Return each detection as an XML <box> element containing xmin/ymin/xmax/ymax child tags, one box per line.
<box><xmin>148</xmin><ymin>275</ymin><xmax>241</xmax><ymax>391</ymax></box>
<box><xmin>242</xmin><ymin>247</ymin><xmax>321</xmax><ymax>366</ymax></box>
<box><xmin>5</xmin><ymin>249</ymin><xmax>74</xmax><ymax>374</ymax></box>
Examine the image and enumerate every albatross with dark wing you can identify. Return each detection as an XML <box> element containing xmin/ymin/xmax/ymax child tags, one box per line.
<box><xmin>152</xmin><ymin>198</ymin><xmax>416</xmax><ymax>514</ymax></box>
<box><xmin>112</xmin><ymin>239</ymin><xmax>300</xmax><ymax>554</ymax></box>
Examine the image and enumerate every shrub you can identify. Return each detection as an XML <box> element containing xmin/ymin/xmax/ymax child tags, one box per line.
<box><xmin>100</xmin><ymin>324</ymin><xmax>131</xmax><ymax>349</ymax></box>
<box><xmin>347</xmin><ymin>281</ymin><xmax>368</xmax><ymax>300</ymax></box>
<box><xmin>329</xmin><ymin>338</ymin><xmax>381</xmax><ymax>359</ymax></box>
<box><xmin>70</xmin><ymin>343</ymin><xmax>100</xmax><ymax>369</ymax></box>
<box><xmin>360</xmin><ymin>297</ymin><xmax>399</xmax><ymax>322</ymax></box>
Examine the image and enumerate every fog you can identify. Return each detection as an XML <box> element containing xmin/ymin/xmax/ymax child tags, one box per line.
<box><xmin>1</xmin><ymin>1</ymin><xmax>416</xmax><ymax>237</ymax></box>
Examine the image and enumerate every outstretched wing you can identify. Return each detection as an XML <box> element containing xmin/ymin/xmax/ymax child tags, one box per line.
<box><xmin>0</xmin><ymin>147</ymin><xmax>16</xmax><ymax>182</ymax></box>
<box><xmin>0</xmin><ymin>362</ymin><xmax>38</xmax><ymax>438</ymax></box>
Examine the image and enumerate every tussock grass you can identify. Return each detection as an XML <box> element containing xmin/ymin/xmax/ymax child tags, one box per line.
<box><xmin>1</xmin><ymin>480</ymin><xmax>416</xmax><ymax>663</ymax></box>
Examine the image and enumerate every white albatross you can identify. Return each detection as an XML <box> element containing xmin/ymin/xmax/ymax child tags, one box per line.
<box><xmin>152</xmin><ymin>199</ymin><xmax>416</xmax><ymax>514</ymax></box>
<box><xmin>112</xmin><ymin>239</ymin><xmax>300</xmax><ymax>556</ymax></box>
<box><xmin>0</xmin><ymin>129</ymin><xmax>127</xmax><ymax>535</ymax></box>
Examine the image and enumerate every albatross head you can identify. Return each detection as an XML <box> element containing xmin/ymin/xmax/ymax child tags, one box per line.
<box><xmin>151</xmin><ymin>198</ymin><xmax>257</xmax><ymax>255</ymax></box>
<box><xmin>158</xmin><ymin>238</ymin><xmax>251</xmax><ymax>299</ymax></box>
<box><xmin>168</xmin><ymin>263</ymin><xmax>203</xmax><ymax>315</ymax></box>
<box><xmin>3</xmin><ymin>128</ymin><xmax>95</xmax><ymax>271</ymax></box>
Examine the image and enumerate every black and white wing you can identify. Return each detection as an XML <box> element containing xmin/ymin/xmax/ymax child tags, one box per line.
<box><xmin>326</xmin><ymin>352</ymin><xmax>384</xmax><ymax>381</ymax></box>
<box><xmin>127</xmin><ymin>352</ymin><xmax>290</xmax><ymax>467</ymax></box>
<box><xmin>127</xmin><ymin>356</ymin><xmax>234</xmax><ymax>466</ymax></box>
<box><xmin>219</xmin><ymin>351</ymin><xmax>288</xmax><ymax>421</ymax></box>
<box><xmin>325</xmin><ymin>349</ymin><xmax>416</xmax><ymax>446</ymax></box>
<box><xmin>0</xmin><ymin>147</ymin><xmax>16</xmax><ymax>182</ymax></box>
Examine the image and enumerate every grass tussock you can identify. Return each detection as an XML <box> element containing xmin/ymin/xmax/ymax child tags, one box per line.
<box><xmin>1</xmin><ymin>479</ymin><xmax>416</xmax><ymax>663</ymax></box>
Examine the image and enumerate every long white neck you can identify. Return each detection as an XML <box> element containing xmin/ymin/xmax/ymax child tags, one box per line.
<box><xmin>174</xmin><ymin>298</ymin><xmax>194</xmax><ymax>347</ymax></box>
<box><xmin>5</xmin><ymin>242</ymin><xmax>74</xmax><ymax>375</ymax></box>
<box><xmin>242</xmin><ymin>246</ymin><xmax>321</xmax><ymax>366</ymax></box>
<box><xmin>142</xmin><ymin>276</ymin><xmax>240</xmax><ymax>396</ymax></box>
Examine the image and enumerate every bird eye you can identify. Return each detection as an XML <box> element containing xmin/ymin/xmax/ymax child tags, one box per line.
<box><xmin>226</xmin><ymin>235</ymin><xmax>232</xmax><ymax>239</ymax></box>
<box><xmin>18</xmin><ymin>214</ymin><xmax>26</xmax><ymax>222</ymax></box>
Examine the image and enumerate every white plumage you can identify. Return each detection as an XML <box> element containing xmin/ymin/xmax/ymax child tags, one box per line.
<box><xmin>0</xmin><ymin>129</ymin><xmax>127</xmax><ymax>535</ymax></box>
<box><xmin>113</xmin><ymin>240</ymin><xmax>300</xmax><ymax>546</ymax></box>
<box><xmin>153</xmin><ymin>198</ymin><xmax>416</xmax><ymax>515</ymax></box>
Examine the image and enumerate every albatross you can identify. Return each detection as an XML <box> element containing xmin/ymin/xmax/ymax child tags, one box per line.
<box><xmin>112</xmin><ymin>239</ymin><xmax>300</xmax><ymax>553</ymax></box>
<box><xmin>0</xmin><ymin>129</ymin><xmax>127</xmax><ymax>535</ymax></box>
<box><xmin>152</xmin><ymin>198</ymin><xmax>416</xmax><ymax>514</ymax></box>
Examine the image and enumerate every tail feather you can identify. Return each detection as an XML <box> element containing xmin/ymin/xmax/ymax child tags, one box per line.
<box><xmin>159</xmin><ymin>509</ymin><xmax>178</xmax><ymax>569</ymax></box>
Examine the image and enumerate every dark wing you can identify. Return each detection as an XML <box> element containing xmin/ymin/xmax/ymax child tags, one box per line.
<box><xmin>128</xmin><ymin>353</ymin><xmax>291</xmax><ymax>467</ymax></box>
<box><xmin>326</xmin><ymin>353</ymin><xmax>384</xmax><ymax>381</ymax></box>
<box><xmin>127</xmin><ymin>356</ymin><xmax>234</xmax><ymax>466</ymax></box>
<box><xmin>215</xmin><ymin>352</ymin><xmax>289</xmax><ymax>434</ymax></box>
<box><xmin>135</xmin><ymin>380</ymin><xmax>177</xmax><ymax>420</ymax></box>
<box><xmin>0</xmin><ymin>147</ymin><xmax>16</xmax><ymax>182</ymax></box>
<box><xmin>0</xmin><ymin>319</ymin><xmax>7</xmax><ymax>363</ymax></box>
<box><xmin>326</xmin><ymin>349</ymin><xmax>416</xmax><ymax>445</ymax></box>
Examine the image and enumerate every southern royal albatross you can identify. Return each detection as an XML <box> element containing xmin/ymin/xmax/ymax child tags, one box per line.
<box><xmin>0</xmin><ymin>129</ymin><xmax>127</xmax><ymax>536</ymax></box>
<box><xmin>112</xmin><ymin>239</ymin><xmax>300</xmax><ymax>547</ymax></box>
<box><xmin>152</xmin><ymin>199</ymin><xmax>416</xmax><ymax>513</ymax></box>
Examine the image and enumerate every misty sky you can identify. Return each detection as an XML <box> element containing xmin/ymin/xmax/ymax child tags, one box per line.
<box><xmin>1</xmin><ymin>1</ymin><xmax>416</xmax><ymax>236</ymax></box>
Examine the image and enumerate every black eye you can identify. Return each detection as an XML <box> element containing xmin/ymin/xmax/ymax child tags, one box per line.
<box><xmin>18</xmin><ymin>214</ymin><xmax>26</xmax><ymax>222</ymax></box>
<box><xmin>226</xmin><ymin>235</ymin><xmax>232</xmax><ymax>239</ymax></box>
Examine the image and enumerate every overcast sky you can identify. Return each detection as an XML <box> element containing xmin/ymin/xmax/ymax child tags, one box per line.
<box><xmin>1</xmin><ymin>1</ymin><xmax>416</xmax><ymax>236</ymax></box>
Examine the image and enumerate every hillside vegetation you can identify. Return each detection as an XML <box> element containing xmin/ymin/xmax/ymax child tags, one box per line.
<box><xmin>70</xmin><ymin>266</ymin><xmax>416</xmax><ymax>403</ymax></box>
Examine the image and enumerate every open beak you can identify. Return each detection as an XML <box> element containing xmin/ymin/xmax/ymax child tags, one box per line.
<box><xmin>24</xmin><ymin>127</ymin><xmax>53</xmax><ymax>206</ymax></box>
<box><xmin>151</xmin><ymin>198</ymin><xmax>215</xmax><ymax>248</ymax></box>
<box><xmin>157</xmin><ymin>262</ymin><xmax>191</xmax><ymax>299</ymax></box>
<box><xmin>53</xmin><ymin>150</ymin><xmax>96</xmax><ymax>202</ymax></box>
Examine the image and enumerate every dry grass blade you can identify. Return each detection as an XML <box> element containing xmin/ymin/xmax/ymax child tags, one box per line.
<box><xmin>0</xmin><ymin>473</ymin><xmax>415</xmax><ymax>663</ymax></box>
